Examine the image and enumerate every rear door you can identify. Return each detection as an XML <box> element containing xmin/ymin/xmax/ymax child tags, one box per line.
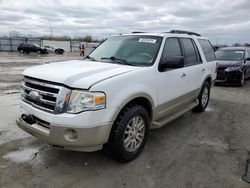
<box><xmin>23</xmin><ymin>44</ymin><xmax>29</xmax><ymax>51</ymax></box>
<box><xmin>198</xmin><ymin>39</ymin><xmax>217</xmax><ymax>81</ymax></box>
<box><xmin>26</xmin><ymin>44</ymin><xmax>33</xmax><ymax>52</ymax></box>
<box><xmin>31</xmin><ymin>44</ymin><xmax>37</xmax><ymax>52</ymax></box>
<box><xmin>179</xmin><ymin>38</ymin><xmax>205</xmax><ymax>95</ymax></box>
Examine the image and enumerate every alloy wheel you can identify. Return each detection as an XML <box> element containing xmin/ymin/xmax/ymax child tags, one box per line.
<box><xmin>123</xmin><ymin>116</ymin><xmax>145</xmax><ymax>152</ymax></box>
<box><xmin>201</xmin><ymin>87</ymin><xmax>209</xmax><ymax>107</ymax></box>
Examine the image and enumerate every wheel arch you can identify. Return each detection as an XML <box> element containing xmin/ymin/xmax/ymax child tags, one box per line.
<box><xmin>197</xmin><ymin>75</ymin><xmax>212</xmax><ymax>98</ymax></box>
<box><xmin>111</xmin><ymin>93</ymin><xmax>154</xmax><ymax>124</ymax></box>
<box><xmin>202</xmin><ymin>75</ymin><xmax>212</xmax><ymax>87</ymax></box>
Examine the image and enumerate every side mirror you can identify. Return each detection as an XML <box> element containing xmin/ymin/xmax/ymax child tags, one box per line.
<box><xmin>245</xmin><ymin>57</ymin><xmax>250</xmax><ymax>61</ymax></box>
<box><xmin>159</xmin><ymin>56</ymin><xmax>184</xmax><ymax>71</ymax></box>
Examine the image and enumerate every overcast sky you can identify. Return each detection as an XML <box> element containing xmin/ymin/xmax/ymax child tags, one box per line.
<box><xmin>0</xmin><ymin>0</ymin><xmax>250</xmax><ymax>44</ymax></box>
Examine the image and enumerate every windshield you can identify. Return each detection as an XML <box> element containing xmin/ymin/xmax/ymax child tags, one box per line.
<box><xmin>216</xmin><ymin>50</ymin><xmax>245</xmax><ymax>61</ymax></box>
<box><xmin>87</xmin><ymin>35</ymin><xmax>163</xmax><ymax>66</ymax></box>
<box><xmin>33</xmin><ymin>44</ymin><xmax>40</xmax><ymax>47</ymax></box>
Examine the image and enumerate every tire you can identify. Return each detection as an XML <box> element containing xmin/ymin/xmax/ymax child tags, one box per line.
<box><xmin>55</xmin><ymin>50</ymin><xmax>58</xmax><ymax>54</ymax></box>
<box><xmin>37</xmin><ymin>50</ymin><xmax>41</xmax><ymax>54</ymax></box>
<box><xmin>20</xmin><ymin>49</ymin><xmax>24</xmax><ymax>53</ymax></box>
<box><xmin>193</xmin><ymin>81</ymin><xmax>211</xmax><ymax>112</ymax></box>
<box><xmin>104</xmin><ymin>105</ymin><xmax>150</xmax><ymax>162</ymax></box>
<box><xmin>238</xmin><ymin>72</ymin><xmax>245</xmax><ymax>87</ymax></box>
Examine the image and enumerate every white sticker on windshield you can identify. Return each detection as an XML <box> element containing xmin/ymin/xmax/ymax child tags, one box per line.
<box><xmin>236</xmin><ymin>51</ymin><xmax>244</xmax><ymax>53</ymax></box>
<box><xmin>138</xmin><ymin>38</ymin><xmax>156</xmax><ymax>44</ymax></box>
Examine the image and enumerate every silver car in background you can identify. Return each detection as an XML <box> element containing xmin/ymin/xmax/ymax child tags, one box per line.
<box><xmin>43</xmin><ymin>45</ymin><xmax>65</xmax><ymax>55</ymax></box>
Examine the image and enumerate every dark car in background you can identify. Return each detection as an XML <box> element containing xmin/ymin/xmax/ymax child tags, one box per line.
<box><xmin>215</xmin><ymin>47</ymin><xmax>250</xmax><ymax>86</ymax></box>
<box><xmin>17</xmin><ymin>43</ymin><xmax>47</xmax><ymax>54</ymax></box>
<box><xmin>43</xmin><ymin>45</ymin><xmax>65</xmax><ymax>54</ymax></box>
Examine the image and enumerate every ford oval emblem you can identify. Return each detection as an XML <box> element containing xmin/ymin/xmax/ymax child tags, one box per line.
<box><xmin>29</xmin><ymin>91</ymin><xmax>41</xmax><ymax>101</ymax></box>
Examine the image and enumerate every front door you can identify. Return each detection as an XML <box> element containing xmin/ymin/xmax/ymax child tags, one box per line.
<box><xmin>156</xmin><ymin>37</ymin><xmax>188</xmax><ymax>120</ymax></box>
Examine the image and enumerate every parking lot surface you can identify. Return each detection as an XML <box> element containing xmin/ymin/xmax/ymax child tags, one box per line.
<box><xmin>0</xmin><ymin>53</ymin><xmax>250</xmax><ymax>188</ymax></box>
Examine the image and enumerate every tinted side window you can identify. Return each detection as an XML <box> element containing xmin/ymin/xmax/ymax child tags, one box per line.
<box><xmin>192</xmin><ymin>40</ymin><xmax>202</xmax><ymax>63</ymax></box>
<box><xmin>198</xmin><ymin>39</ymin><xmax>216</xmax><ymax>62</ymax></box>
<box><xmin>181</xmin><ymin>38</ymin><xmax>199</xmax><ymax>65</ymax></box>
<box><xmin>162</xmin><ymin>38</ymin><xmax>182</xmax><ymax>60</ymax></box>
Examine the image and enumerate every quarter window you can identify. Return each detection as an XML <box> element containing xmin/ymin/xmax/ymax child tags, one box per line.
<box><xmin>198</xmin><ymin>39</ymin><xmax>216</xmax><ymax>62</ymax></box>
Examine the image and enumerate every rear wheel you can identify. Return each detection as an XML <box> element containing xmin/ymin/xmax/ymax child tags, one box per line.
<box><xmin>20</xmin><ymin>49</ymin><xmax>24</xmax><ymax>53</ymax></box>
<box><xmin>37</xmin><ymin>50</ymin><xmax>41</xmax><ymax>54</ymax></box>
<box><xmin>193</xmin><ymin>81</ymin><xmax>211</xmax><ymax>112</ymax></box>
<box><xmin>104</xmin><ymin>105</ymin><xmax>149</xmax><ymax>162</ymax></box>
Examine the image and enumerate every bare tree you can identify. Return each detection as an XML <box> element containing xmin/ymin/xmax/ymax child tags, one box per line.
<box><xmin>232</xmin><ymin>43</ymin><xmax>242</xmax><ymax>47</ymax></box>
<box><xmin>9</xmin><ymin>31</ymin><xmax>23</xmax><ymax>38</ymax></box>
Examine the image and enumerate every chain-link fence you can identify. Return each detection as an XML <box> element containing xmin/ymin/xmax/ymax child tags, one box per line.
<box><xmin>0</xmin><ymin>37</ymin><xmax>41</xmax><ymax>51</ymax></box>
<box><xmin>0</xmin><ymin>37</ymin><xmax>99</xmax><ymax>52</ymax></box>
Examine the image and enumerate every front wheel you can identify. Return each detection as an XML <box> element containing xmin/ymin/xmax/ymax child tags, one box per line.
<box><xmin>104</xmin><ymin>105</ymin><xmax>150</xmax><ymax>162</ymax></box>
<box><xmin>238</xmin><ymin>72</ymin><xmax>245</xmax><ymax>87</ymax></box>
<box><xmin>193</xmin><ymin>81</ymin><xmax>211</xmax><ymax>112</ymax></box>
<box><xmin>37</xmin><ymin>50</ymin><xmax>41</xmax><ymax>54</ymax></box>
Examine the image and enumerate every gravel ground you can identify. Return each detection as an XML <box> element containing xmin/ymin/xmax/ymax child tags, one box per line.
<box><xmin>0</xmin><ymin>53</ymin><xmax>250</xmax><ymax>188</ymax></box>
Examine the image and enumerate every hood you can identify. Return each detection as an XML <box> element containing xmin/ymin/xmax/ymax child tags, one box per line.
<box><xmin>217</xmin><ymin>60</ymin><xmax>243</xmax><ymax>67</ymax></box>
<box><xmin>23</xmin><ymin>60</ymin><xmax>139</xmax><ymax>89</ymax></box>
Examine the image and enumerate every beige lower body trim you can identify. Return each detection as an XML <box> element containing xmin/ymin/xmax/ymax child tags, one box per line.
<box><xmin>17</xmin><ymin>118</ymin><xmax>112</xmax><ymax>152</ymax></box>
<box><xmin>152</xmin><ymin>89</ymin><xmax>200</xmax><ymax>125</ymax></box>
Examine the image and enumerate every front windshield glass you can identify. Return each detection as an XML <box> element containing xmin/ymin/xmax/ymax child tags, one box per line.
<box><xmin>87</xmin><ymin>35</ymin><xmax>163</xmax><ymax>66</ymax></box>
<box><xmin>33</xmin><ymin>44</ymin><xmax>40</xmax><ymax>47</ymax></box>
<box><xmin>216</xmin><ymin>50</ymin><xmax>245</xmax><ymax>61</ymax></box>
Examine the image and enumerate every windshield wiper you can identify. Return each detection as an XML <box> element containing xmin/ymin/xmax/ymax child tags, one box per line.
<box><xmin>85</xmin><ymin>55</ymin><xmax>96</xmax><ymax>61</ymax></box>
<box><xmin>100</xmin><ymin>56</ymin><xmax>134</xmax><ymax>66</ymax></box>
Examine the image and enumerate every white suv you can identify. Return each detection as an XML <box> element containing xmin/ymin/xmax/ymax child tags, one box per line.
<box><xmin>17</xmin><ymin>30</ymin><xmax>217</xmax><ymax>162</ymax></box>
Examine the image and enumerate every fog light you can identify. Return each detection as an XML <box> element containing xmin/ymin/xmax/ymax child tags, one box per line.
<box><xmin>64</xmin><ymin>129</ymin><xmax>78</xmax><ymax>141</ymax></box>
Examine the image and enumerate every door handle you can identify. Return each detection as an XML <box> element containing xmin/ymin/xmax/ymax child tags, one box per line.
<box><xmin>201</xmin><ymin>68</ymin><xmax>206</xmax><ymax>72</ymax></box>
<box><xmin>181</xmin><ymin>73</ymin><xmax>186</xmax><ymax>77</ymax></box>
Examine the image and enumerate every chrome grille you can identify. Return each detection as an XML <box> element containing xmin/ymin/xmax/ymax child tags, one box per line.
<box><xmin>21</xmin><ymin>77</ymin><xmax>67</xmax><ymax>113</ymax></box>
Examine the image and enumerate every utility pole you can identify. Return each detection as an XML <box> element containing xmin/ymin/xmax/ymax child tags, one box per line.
<box><xmin>50</xmin><ymin>27</ymin><xmax>53</xmax><ymax>40</ymax></box>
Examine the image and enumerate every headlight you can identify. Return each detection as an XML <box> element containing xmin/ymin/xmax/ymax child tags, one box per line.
<box><xmin>225</xmin><ymin>66</ymin><xmax>241</xmax><ymax>72</ymax></box>
<box><xmin>67</xmin><ymin>90</ymin><xmax>106</xmax><ymax>113</ymax></box>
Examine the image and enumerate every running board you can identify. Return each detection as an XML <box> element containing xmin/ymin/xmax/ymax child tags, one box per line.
<box><xmin>151</xmin><ymin>100</ymin><xmax>198</xmax><ymax>129</ymax></box>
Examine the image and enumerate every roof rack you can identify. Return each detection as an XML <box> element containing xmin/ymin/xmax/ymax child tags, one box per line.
<box><xmin>169</xmin><ymin>30</ymin><xmax>201</xmax><ymax>37</ymax></box>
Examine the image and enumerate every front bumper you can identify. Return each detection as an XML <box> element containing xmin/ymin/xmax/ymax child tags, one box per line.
<box><xmin>17</xmin><ymin>116</ymin><xmax>112</xmax><ymax>152</ymax></box>
<box><xmin>216</xmin><ymin>70</ymin><xmax>242</xmax><ymax>84</ymax></box>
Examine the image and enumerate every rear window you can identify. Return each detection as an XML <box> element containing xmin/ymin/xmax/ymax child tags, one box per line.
<box><xmin>198</xmin><ymin>39</ymin><xmax>216</xmax><ymax>62</ymax></box>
